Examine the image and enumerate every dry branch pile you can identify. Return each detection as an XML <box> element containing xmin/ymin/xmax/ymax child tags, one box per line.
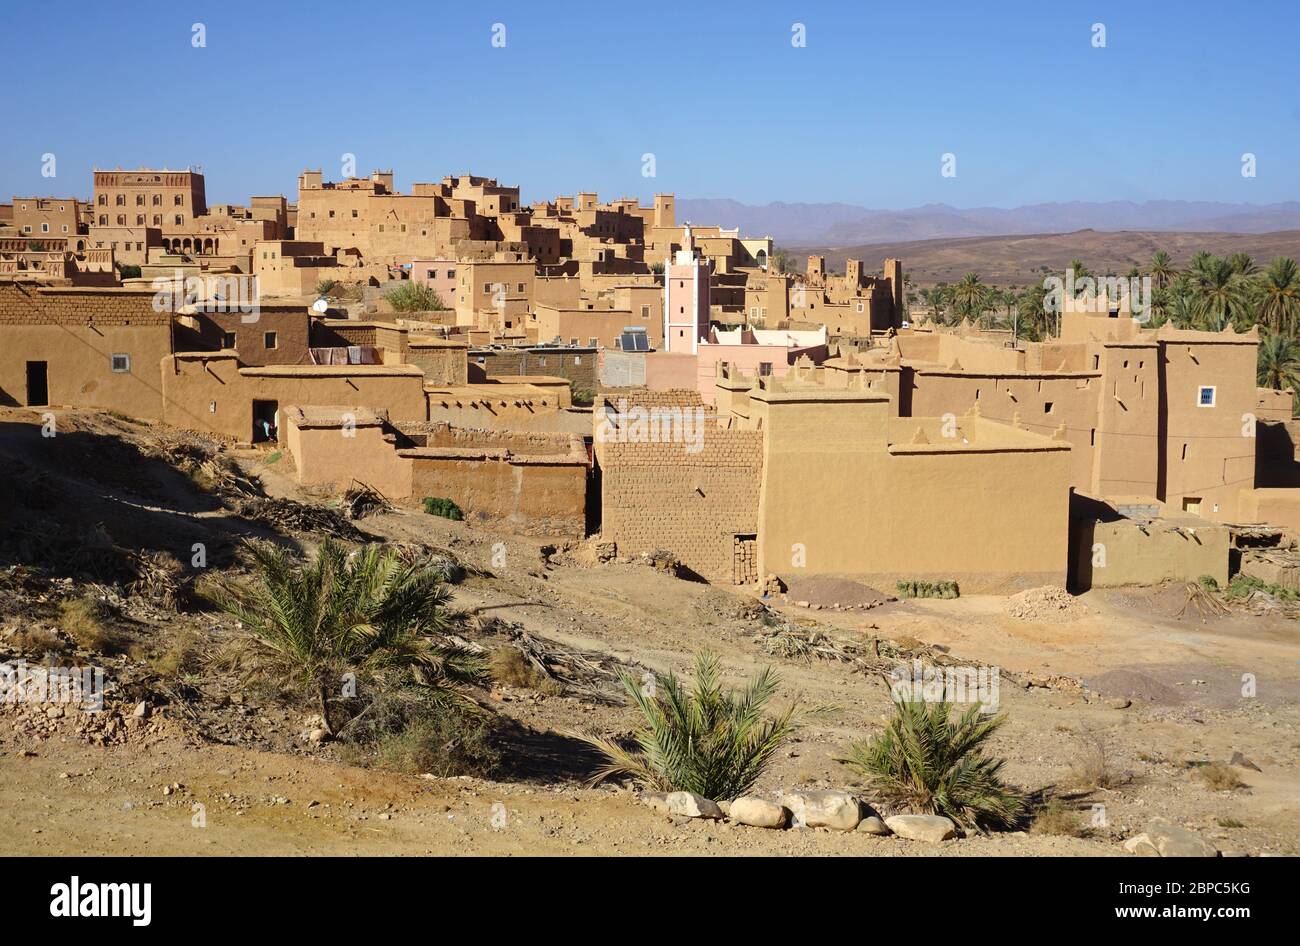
<box><xmin>227</xmin><ymin>496</ymin><xmax>367</xmax><ymax>541</ymax></box>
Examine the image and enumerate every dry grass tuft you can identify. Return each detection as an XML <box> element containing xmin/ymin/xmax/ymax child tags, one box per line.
<box><xmin>1195</xmin><ymin>761</ymin><xmax>1246</xmax><ymax>792</ymax></box>
<box><xmin>1030</xmin><ymin>798</ymin><xmax>1089</xmax><ymax>837</ymax></box>
<box><xmin>1068</xmin><ymin>734</ymin><xmax>1126</xmax><ymax>790</ymax></box>
<box><xmin>58</xmin><ymin>595</ymin><xmax>125</xmax><ymax>654</ymax></box>
<box><xmin>10</xmin><ymin>625</ymin><xmax>68</xmax><ymax>658</ymax></box>
<box><xmin>489</xmin><ymin>646</ymin><xmax>562</xmax><ymax>695</ymax></box>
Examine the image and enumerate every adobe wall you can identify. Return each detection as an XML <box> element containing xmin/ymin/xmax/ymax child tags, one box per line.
<box><xmin>284</xmin><ymin>411</ymin><xmax>412</xmax><ymax>499</ymax></box>
<box><xmin>160</xmin><ymin>355</ymin><xmax>427</xmax><ymax>439</ymax></box>
<box><xmin>467</xmin><ymin>346</ymin><xmax>596</xmax><ymax>388</ymax></box>
<box><xmin>0</xmin><ymin>284</ymin><xmax>171</xmax><ymax>418</ymax></box>
<box><xmin>1238</xmin><ymin>488</ymin><xmax>1300</xmax><ymax>532</ymax></box>
<box><xmin>405</xmin><ymin>444</ymin><xmax>585</xmax><ymax>535</ymax></box>
<box><xmin>598</xmin><ymin>424</ymin><xmax>763</xmax><ymax>581</ymax></box>
<box><xmin>755</xmin><ymin>390</ymin><xmax>1071</xmax><ymax>592</ymax></box>
<box><xmin>1071</xmin><ymin>517</ymin><xmax>1229</xmax><ymax>589</ymax></box>
<box><xmin>1160</xmin><ymin>336</ymin><xmax>1259</xmax><ymax>520</ymax></box>
<box><xmin>183</xmin><ymin>306</ymin><xmax>311</xmax><ymax>366</ymax></box>
<box><xmin>407</xmin><ymin>340</ymin><xmax>468</xmax><ymax>385</ymax></box>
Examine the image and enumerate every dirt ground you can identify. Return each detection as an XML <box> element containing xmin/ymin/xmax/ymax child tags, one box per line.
<box><xmin>2</xmin><ymin>407</ymin><xmax>1298</xmax><ymax>856</ymax></box>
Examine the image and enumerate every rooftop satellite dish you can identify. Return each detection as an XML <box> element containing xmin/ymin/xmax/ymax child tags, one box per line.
<box><xmin>311</xmin><ymin>298</ymin><xmax>329</xmax><ymax>313</ymax></box>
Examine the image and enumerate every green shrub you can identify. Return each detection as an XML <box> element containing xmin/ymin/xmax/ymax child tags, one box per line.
<box><xmin>314</xmin><ymin>279</ymin><xmax>338</xmax><ymax>297</ymax></box>
<box><xmin>1197</xmin><ymin>574</ymin><xmax>1220</xmax><ymax>592</ymax></box>
<box><xmin>1223</xmin><ymin>573</ymin><xmax>1300</xmax><ymax>602</ymax></box>
<box><xmin>570</xmin><ymin>382</ymin><xmax>595</xmax><ymax>406</ymax></box>
<box><xmin>385</xmin><ymin>281</ymin><xmax>448</xmax><ymax>312</ymax></box>
<box><xmin>421</xmin><ymin>496</ymin><xmax>463</xmax><ymax>520</ymax></box>
<box><xmin>838</xmin><ymin>697</ymin><xmax>1025</xmax><ymax>832</ymax></box>
<box><xmin>896</xmin><ymin>579</ymin><xmax>959</xmax><ymax>599</ymax></box>
<box><xmin>579</xmin><ymin>651</ymin><xmax>799</xmax><ymax>800</ymax></box>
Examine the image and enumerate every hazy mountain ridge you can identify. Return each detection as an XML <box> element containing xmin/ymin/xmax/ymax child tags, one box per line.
<box><xmin>676</xmin><ymin>198</ymin><xmax>1300</xmax><ymax>245</ymax></box>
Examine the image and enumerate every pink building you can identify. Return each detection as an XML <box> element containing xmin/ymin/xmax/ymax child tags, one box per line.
<box><xmin>663</xmin><ymin>224</ymin><xmax>710</xmax><ymax>354</ymax></box>
<box><xmin>409</xmin><ymin>258</ymin><xmax>458</xmax><ymax>307</ymax></box>
<box><xmin>695</xmin><ymin>325</ymin><xmax>829</xmax><ymax>404</ymax></box>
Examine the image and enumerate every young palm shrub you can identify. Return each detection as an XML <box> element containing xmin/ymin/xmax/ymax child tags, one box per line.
<box><xmin>210</xmin><ymin>540</ymin><xmax>485</xmax><ymax>734</ymax></box>
<box><xmin>580</xmin><ymin>651</ymin><xmax>797</xmax><ymax>800</ymax></box>
<box><xmin>385</xmin><ymin>281</ymin><xmax>447</xmax><ymax>312</ymax></box>
<box><xmin>838</xmin><ymin>698</ymin><xmax>1025</xmax><ymax>832</ymax></box>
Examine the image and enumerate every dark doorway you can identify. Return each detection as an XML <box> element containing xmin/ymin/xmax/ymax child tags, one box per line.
<box><xmin>25</xmin><ymin>362</ymin><xmax>48</xmax><ymax>406</ymax></box>
<box><xmin>252</xmin><ymin>399</ymin><xmax>278</xmax><ymax>443</ymax></box>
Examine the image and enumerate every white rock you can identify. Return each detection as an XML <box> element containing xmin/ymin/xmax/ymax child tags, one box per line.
<box><xmin>665</xmin><ymin>791</ymin><xmax>723</xmax><ymax>819</ymax></box>
<box><xmin>885</xmin><ymin>814</ymin><xmax>957</xmax><ymax>842</ymax></box>
<box><xmin>1144</xmin><ymin>818</ymin><xmax>1220</xmax><ymax>857</ymax></box>
<box><xmin>728</xmin><ymin>796</ymin><xmax>789</xmax><ymax>829</ymax></box>
<box><xmin>780</xmin><ymin>790</ymin><xmax>862</xmax><ymax>830</ymax></box>
<box><xmin>856</xmin><ymin>815</ymin><xmax>891</xmax><ymax>835</ymax></box>
<box><xmin>1123</xmin><ymin>834</ymin><xmax>1160</xmax><ymax>856</ymax></box>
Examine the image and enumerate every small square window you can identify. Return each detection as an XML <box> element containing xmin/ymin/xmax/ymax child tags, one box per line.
<box><xmin>1044</xmin><ymin>402</ymin><xmax>1054</xmax><ymax>413</ymax></box>
<box><xmin>110</xmin><ymin>353</ymin><xmax>130</xmax><ymax>372</ymax></box>
<box><xmin>1198</xmin><ymin>386</ymin><xmax>1216</xmax><ymax>407</ymax></box>
<box><xmin>222</xmin><ymin>332</ymin><xmax>236</xmax><ymax>349</ymax></box>
<box><xmin>264</xmin><ymin>331</ymin><xmax>278</xmax><ymax>349</ymax></box>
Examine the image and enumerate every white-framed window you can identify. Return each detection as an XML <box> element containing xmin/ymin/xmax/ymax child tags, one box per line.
<box><xmin>1197</xmin><ymin>385</ymin><xmax>1216</xmax><ymax>407</ymax></box>
<box><xmin>110</xmin><ymin>353</ymin><xmax>131</xmax><ymax>373</ymax></box>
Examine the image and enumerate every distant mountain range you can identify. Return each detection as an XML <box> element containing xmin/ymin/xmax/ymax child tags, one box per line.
<box><xmin>675</xmin><ymin>199</ymin><xmax>1300</xmax><ymax>246</ymax></box>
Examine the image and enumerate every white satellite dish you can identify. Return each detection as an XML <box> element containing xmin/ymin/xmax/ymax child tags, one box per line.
<box><xmin>311</xmin><ymin>298</ymin><xmax>329</xmax><ymax>313</ymax></box>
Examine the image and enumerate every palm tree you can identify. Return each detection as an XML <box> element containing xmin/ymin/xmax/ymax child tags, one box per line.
<box><xmin>1166</xmin><ymin>290</ymin><xmax>1204</xmax><ymax>330</ymax></box>
<box><xmin>1017</xmin><ymin>284</ymin><xmax>1049</xmax><ymax>339</ymax></box>
<box><xmin>1227</xmin><ymin>252</ymin><xmax>1258</xmax><ymax>276</ymax></box>
<box><xmin>212</xmin><ymin>540</ymin><xmax>485</xmax><ymax>735</ymax></box>
<box><xmin>1257</xmin><ymin>332</ymin><xmax>1300</xmax><ymax>399</ymax></box>
<box><xmin>1187</xmin><ymin>250</ymin><xmax>1214</xmax><ymax>275</ymax></box>
<box><xmin>1189</xmin><ymin>255</ymin><xmax>1249</xmax><ymax>329</ymax></box>
<box><xmin>580</xmin><ymin>651</ymin><xmax>798</xmax><ymax>800</ymax></box>
<box><xmin>838</xmin><ymin>698</ymin><xmax>1025</xmax><ymax>832</ymax></box>
<box><xmin>1257</xmin><ymin>256</ymin><xmax>1300</xmax><ymax>334</ymax></box>
<box><xmin>951</xmin><ymin>272</ymin><xmax>989</xmax><ymax>322</ymax></box>
<box><xmin>1149</xmin><ymin>250</ymin><xmax>1177</xmax><ymax>290</ymax></box>
<box><xmin>919</xmin><ymin>286</ymin><xmax>945</xmax><ymax>321</ymax></box>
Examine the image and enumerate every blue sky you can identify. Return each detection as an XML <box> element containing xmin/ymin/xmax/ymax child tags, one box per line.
<box><xmin>1</xmin><ymin>0</ymin><xmax>1296</xmax><ymax>208</ymax></box>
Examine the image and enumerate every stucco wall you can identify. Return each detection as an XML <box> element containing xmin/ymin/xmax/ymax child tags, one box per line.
<box><xmin>755</xmin><ymin>392</ymin><xmax>1071</xmax><ymax>593</ymax></box>
<box><xmin>1071</xmin><ymin>517</ymin><xmax>1229</xmax><ymax>589</ymax></box>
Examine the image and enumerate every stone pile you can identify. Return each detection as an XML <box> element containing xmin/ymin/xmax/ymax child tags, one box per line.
<box><xmin>642</xmin><ymin>788</ymin><xmax>960</xmax><ymax>843</ymax></box>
